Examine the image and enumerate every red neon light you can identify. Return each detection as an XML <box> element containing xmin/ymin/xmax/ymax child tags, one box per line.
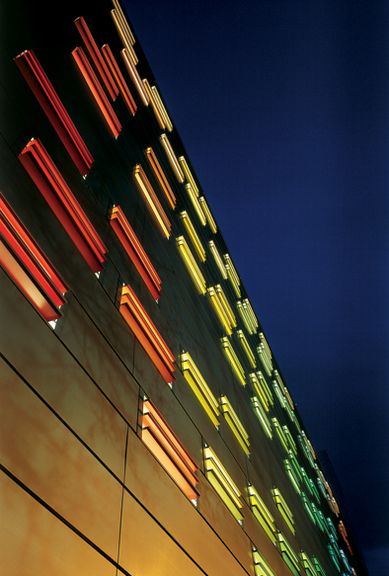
<box><xmin>0</xmin><ymin>193</ymin><xmax>67</xmax><ymax>321</ymax></box>
<box><xmin>110</xmin><ymin>206</ymin><xmax>161</xmax><ymax>300</ymax></box>
<box><xmin>74</xmin><ymin>17</ymin><xmax>119</xmax><ymax>101</ymax></box>
<box><xmin>72</xmin><ymin>47</ymin><xmax>122</xmax><ymax>139</ymax></box>
<box><xmin>101</xmin><ymin>44</ymin><xmax>137</xmax><ymax>116</ymax></box>
<box><xmin>120</xmin><ymin>284</ymin><xmax>175</xmax><ymax>383</ymax></box>
<box><xmin>19</xmin><ymin>138</ymin><xmax>107</xmax><ymax>273</ymax></box>
<box><xmin>14</xmin><ymin>50</ymin><xmax>93</xmax><ymax>177</ymax></box>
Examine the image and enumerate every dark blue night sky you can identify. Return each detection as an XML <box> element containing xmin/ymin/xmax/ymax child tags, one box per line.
<box><xmin>125</xmin><ymin>1</ymin><xmax>389</xmax><ymax>573</ymax></box>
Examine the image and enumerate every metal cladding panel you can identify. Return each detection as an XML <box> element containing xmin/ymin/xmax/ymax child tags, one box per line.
<box><xmin>0</xmin><ymin>473</ymin><xmax>117</xmax><ymax>576</ymax></box>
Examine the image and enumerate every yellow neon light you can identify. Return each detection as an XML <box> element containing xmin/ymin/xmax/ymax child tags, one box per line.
<box><xmin>204</xmin><ymin>446</ymin><xmax>243</xmax><ymax>521</ymax></box>
<box><xmin>179</xmin><ymin>211</ymin><xmax>206</xmax><ymax>262</ymax></box>
<box><xmin>159</xmin><ymin>134</ymin><xmax>185</xmax><ymax>183</ymax></box>
<box><xmin>236</xmin><ymin>329</ymin><xmax>256</xmax><ymax>368</ymax></box>
<box><xmin>221</xmin><ymin>336</ymin><xmax>246</xmax><ymax>385</ymax></box>
<box><xmin>237</xmin><ymin>299</ymin><xmax>258</xmax><ymax>335</ymax></box>
<box><xmin>184</xmin><ymin>182</ymin><xmax>207</xmax><ymax>225</ymax></box>
<box><xmin>257</xmin><ymin>343</ymin><xmax>273</xmax><ymax>376</ymax></box>
<box><xmin>208</xmin><ymin>240</ymin><xmax>227</xmax><ymax>279</ymax></box>
<box><xmin>251</xmin><ymin>397</ymin><xmax>272</xmax><ymax>438</ymax></box>
<box><xmin>259</xmin><ymin>332</ymin><xmax>272</xmax><ymax>359</ymax></box>
<box><xmin>121</xmin><ymin>48</ymin><xmax>149</xmax><ymax>106</ymax></box>
<box><xmin>271</xmin><ymin>417</ymin><xmax>289</xmax><ymax>452</ymax></box>
<box><xmin>216</xmin><ymin>285</ymin><xmax>236</xmax><ymax>326</ymax></box>
<box><xmin>145</xmin><ymin>147</ymin><xmax>176</xmax><ymax>209</ymax></box>
<box><xmin>111</xmin><ymin>9</ymin><xmax>138</xmax><ymax>66</ymax></box>
<box><xmin>133</xmin><ymin>164</ymin><xmax>171</xmax><ymax>238</ymax></box>
<box><xmin>248</xmin><ymin>484</ymin><xmax>277</xmax><ymax>543</ymax></box>
<box><xmin>223</xmin><ymin>254</ymin><xmax>240</xmax><ymax>290</ymax></box>
<box><xmin>151</xmin><ymin>85</ymin><xmax>173</xmax><ymax>132</ymax></box>
<box><xmin>208</xmin><ymin>287</ymin><xmax>234</xmax><ymax>335</ymax></box>
<box><xmin>220</xmin><ymin>395</ymin><xmax>250</xmax><ymax>455</ymax></box>
<box><xmin>271</xmin><ymin>488</ymin><xmax>295</xmax><ymax>534</ymax></box>
<box><xmin>176</xmin><ymin>236</ymin><xmax>206</xmax><ymax>294</ymax></box>
<box><xmin>274</xmin><ymin>370</ymin><xmax>295</xmax><ymax>410</ymax></box>
<box><xmin>252</xmin><ymin>549</ymin><xmax>276</xmax><ymax>576</ymax></box>
<box><xmin>112</xmin><ymin>0</ymin><xmax>135</xmax><ymax>44</ymax></box>
<box><xmin>249</xmin><ymin>371</ymin><xmax>273</xmax><ymax>410</ymax></box>
<box><xmin>199</xmin><ymin>196</ymin><xmax>217</xmax><ymax>233</ymax></box>
<box><xmin>244</xmin><ymin>298</ymin><xmax>259</xmax><ymax>330</ymax></box>
<box><xmin>142</xmin><ymin>78</ymin><xmax>166</xmax><ymax>129</ymax></box>
<box><xmin>180</xmin><ymin>352</ymin><xmax>219</xmax><ymax>427</ymax></box>
<box><xmin>178</xmin><ymin>156</ymin><xmax>199</xmax><ymax>196</ymax></box>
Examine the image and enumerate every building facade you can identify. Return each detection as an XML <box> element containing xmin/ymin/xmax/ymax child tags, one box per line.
<box><xmin>0</xmin><ymin>1</ymin><xmax>363</xmax><ymax>575</ymax></box>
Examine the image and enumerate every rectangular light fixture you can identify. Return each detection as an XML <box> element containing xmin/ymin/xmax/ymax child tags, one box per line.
<box><xmin>159</xmin><ymin>134</ymin><xmax>185</xmax><ymax>183</ymax></box>
<box><xmin>271</xmin><ymin>488</ymin><xmax>295</xmax><ymax>534</ymax></box>
<box><xmin>179</xmin><ymin>211</ymin><xmax>206</xmax><ymax>262</ymax></box>
<box><xmin>237</xmin><ymin>298</ymin><xmax>258</xmax><ymax>335</ymax></box>
<box><xmin>133</xmin><ymin>164</ymin><xmax>171</xmax><ymax>238</ymax></box>
<box><xmin>252</xmin><ymin>549</ymin><xmax>275</xmax><ymax>576</ymax></box>
<box><xmin>112</xmin><ymin>0</ymin><xmax>136</xmax><ymax>44</ymax></box>
<box><xmin>178</xmin><ymin>156</ymin><xmax>199</xmax><ymax>196</ymax></box>
<box><xmin>223</xmin><ymin>253</ymin><xmax>240</xmax><ymax>296</ymax></box>
<box><xmin>72</xmin><ymin>46</ymin><xmax>122</xmax><ymax>138</ymax></box>
<box><xmin>313</xmin><ymin>557</ymin><xmax>327</xmax><ymax>576</ymax></box>
<box><xmin>207</xmin><ymin>285</ymin><xmax>235</xmax><ymax>335</ymax></box>
<box><xmin>185</xmin><ymin>183</ymin><xmax>207</xmax><ymax>225</ymax></box>
<box><xmin>249</xmin><ymin>371</ymin><xmax>273</xmax><ymax>411</ymax></box>
<box><xmin>111</xmin><ymin>2</ymin><xmax>138</xmax><ymax>66</ymax></box>
<box><xmin>282</xmin><ymin>425</ymin><xmax>297</xmax><ymax>455</ymax></box>
<box><xmin>338</xmin><ymin>521</ymin><xmax>353</xmax><ymax>556</ymax></box>
<box><xmin>257</xmin><ymin>343</ymin><xmax>273</xmax><ymax>376</ymax></box>
<box><xmin>219</xmin><ymin>395</ymin><xmax>250</xmax><ymax>455</ymax></box>
<box><xmin>208</xmin><ymin>240</ymin><xmax>227</xmax><ymax>279</ymax></box>
<box><xmin>272</xmin><ymin>381</ymin><xmax>286</xmax><ymax>408</ymax></box>
<box><xmin>74</xmin><ymin>16</ymin><xmax>119</xmax><ymax>101</ymax></box>
<box><xmin>180</xmin><ymin>351</ymin><xmax>219</xmax><ymax>427</ymax></box>
<box><xmin>14</xmin><ymin>49</ymin><xmax>93</xmax><ymax>176</ymax></box>
<box><xmin>143</xmin><ymin>82</ymin><xmax>173</xmax><ymax>132</ymax></box>
<box><xmin>204</xmin><ymin>446</ymin><xmax>243</xmax><ymax>522</ymax></box>
<box><xmin>274</xmin><ymin>370</ymin><xmax>295</xmax><ymax>410</ymax></box>
<box><xmin>0</xmin><ymin>193</ymin><xmax>68</xmax><ymax>321</ymax></box>
<box><xmin>297</xmin><ymin>434</ymin><xmax>315</xmax><ymax>468</ymax></box>
<box><xmin>271</xmin><ymin>417</ymin><xmax>289</xmax><ymax>453</ymax></box>
<box><xmin>251</xmin><ymin>397</ymin><xmax>272</xmax><ymax>439</ymax></box>
<box><xmin>248</xmin><ymin>484</ymin><xmax>277</xmax><ymax>543</ymax></box>
<box><xmin>176</xmin><ymin>236</ymin><xmax>206</xmax><ymax>294</ymax></box>
<box><xmin>199</xmin><ymin>196</ymin><xmax>217</xmax><ymax>233</ymax></box>
<box><xmin>299</xmin><ymin>553</ymin><xmax>316</xmax><ymax>576</ymax></box>
<box><xmin>145</xmin><ymin>147</ymin><xmax>176</xmax><ymax>209</ymax></box>
<box><xmin>221</xmin><ymin>336</ymin><xmax>246</xmax><ymax>385</ymax></box>
<box><xmin>141</xmin><ymin>399</ymin><xmax>199</xmax><ymax>501</ymax></box>
<box><xmin>121</xmin><ymin>48</ymin><xmax>149</xmax><ymax>106</ymax></box>
<box><xmin>102</xmin><ymin>44</ymin><xmax>137</xmax><ymax>116</ymax></box>
<box><xmin>110</xmin><ymin>205</ymin><xmax>161</xmax><ymax>300</ymax></box>
<box><xmin>120</xmin><ymin>284</ymin><xmax>175</xmax><ymax>383</ymax></box>
<box><xmin>284</xmin><ymin>460</ymin><xmax>301</xmax><ymax>494</ymax></box>
<box><xmin>277</xmin><ymin>532</ymin><xmax>301</xmax><ymax>576</ymax></box>
<box><xmin>236</xmin><ymin>329</ymin><xmax>256</xmax><ymax>368</ymax></box>
<box><xmin>288</xmin><ymin>451</ymin><xmax>303</xmax><ymax>484</ymax></box>
<box><xmin>19</xmin><ymin>138</ymin><xmax>107</xmax><ymax>272</ymax></box>
<box><xmin>328</xmin><ymin>544</ymin><xmax>341</xmax><ymax>572</ymax></box>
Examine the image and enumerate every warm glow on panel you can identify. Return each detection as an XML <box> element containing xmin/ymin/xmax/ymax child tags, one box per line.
<box><xmin>102</xmin><ymin>44</ymin><xmax>137</xmax><ymax>116</ymax></box>
<box><xmin>120</xmin><ymin>284</ymin><xmax>175</xmax><ymax>383</ymax></box>
<box><xmin>277</xmin><ymin>532</ymin><xmax>301</xmax><ymax>576</ymax></box>
<box><xmin>219</xmin><ymin>395</ymin><xmax>250</xmax><ymax>455</ymax></box>
<box><xmin>72</xmin><ymin>47</ymin><xmax>122</xmax><ymax>138</ymax></box>
<box><xmin>178</xmin><ymin>156</ymin><xmax>199</xmax><ymax>196</ymax></box>
<box><xmin>159</xmin><ymin>134</ymin><xmax>185</xmax><ymax>183</ymax></box>
<box><xmin>145</xmin><ymin>147</ymin><xmax>176</xmax><ymax>209</ymax></box>
<box><xmin>250</xmin><ymin>397</ymin><xmax>272</xmax><ymax>439</ymax></box>
<box><xmin>185</xmin><ymin>183</ymin><xmax>207</xmax><ymax>225</ymax></box>
<box><xmin>208</xmin><ymin>240</ymin><xmax>227</xmax><ymax>279</ymax></box>
<box><xmin>249</xmin><ymin>371</ymin><xmax>273</xmax><ymax>411</ymax></box>
<box><xmin>180</xmin><ymin>351</ymin><xmax>219</xmax><ymax>427</ymax></box>
<box><xmin>271</xmin><ymin>488</ymin><xmax>295</xmax><ymax>534</ymax></box>
<box><xmin>133</xmin><ymin>164</ymin><xmax>171</xmax><ymax>238</ymax></box>
<box><xmin>248</xmin><ymin>484</ymin><xmax>277</xmax><ymax>543</ymax></box>
<box><xmin>252</xmin><ymin>549</ymin><xmax>276</xmax><ymax>576</ymax></box>
<box><xmin>204</xmin><ymin>446</ymin><xmax>243</xmax><ymax>522</ymax></box>
<box><xmin>176</xmin><ymin>236</ymin><xmax>206</xmax><ymax>295</ymax></box>
<box><xmin>19</xmin><ymin>138</ymin><xmax>107</xmax><ymax>273</ymax></box>
<box><xmin>199</xmin><ymin>196</ymin><xmax>217</xmax><ymax>234</ymax></box>
<box><xmin>221</xmin><ymin>336</ymin><xmax>246</xmax><ymax>385</ymax></box>
<box><xmin>236</xmin><ymin>329</ymin><xmax>256</xmax><ymax>368</ymax></box>
<box><xmin>14</xmin><ymin>49</ymin><xmax>93</xmax><ymax>176</ymax></box>
<box><xmin>0</xmin><ymin>193</ymin><xmax>68</xmax><ymax>321</ymax></box>
<box><xmin>110</xmin><ymin>205</ymin><xmax>161</xmax><ymax>300</ymax></box>
<box><xmin>179</xmin><ymin>212</ymin><xmax>206</xmax><ymax>262</ymax></box>
<box><xmin>121</xmin><ymin>48</ymin><xmax>149</xmax><ymax>106</ymax></box>
<box><xmin>141</xmin><ymin>399</ymin><xmax>198</xmax><ymax>501</ymax></box>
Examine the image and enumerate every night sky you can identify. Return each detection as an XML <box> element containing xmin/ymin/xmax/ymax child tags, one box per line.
<box><xmin>125</xmin><ymin>1</ymin><xmax>389</xmax><ymax>574</ymax></box>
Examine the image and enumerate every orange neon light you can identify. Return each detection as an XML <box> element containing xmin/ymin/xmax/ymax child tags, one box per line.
<box><xmin>133</xmin><ymin>164</ymin><xmax>171</xmax><ymax>238</ymax></box>
<box><xmin>102</xmin><ymin>44</ymin><xmax>137</xmax><ymax>116</ymax></box>
<box><xmin>145</xmin><ymin>147</ymin><xmax>176</xmax><ymax>209</ymax></box>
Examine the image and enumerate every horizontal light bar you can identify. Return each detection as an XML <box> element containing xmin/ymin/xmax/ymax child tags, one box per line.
<box><xmin>102</xmin><ymin>44</ymin><xmax>137</xmax><ymax>116</ymax></box>
<box><xmin>204</xmin><ymin>446</ymin><xmax>243</xmax><ymax>522</ymax></box>
<box><xmin>248</xmin><ymin>484</ymin><xmax>276</xmax><ymax>543</ymax></box>
<box><xmin>236</xmin><ymin>329</ymin><xmax>256</xmax><ymax>368</ymax></box>
<box><xmin>178</xmin><ymin>156</ymin><xmax>199</xmax><ymax>196</ymax></box>
<box><xmin>180</xmin><ymin>351</ymin><xmax>219</xmax><ymax>427</ymax></box>
<box><xmin>14</xmin><ymin>49</ymin><xmax>93</xmax><ymax>176</ymax></box>
<box><xmin>219</xmin><ymin>395</ymin><xmax>250</xmax><ymax>455</ymax></box>
<box><xmin>176</xmin><ymin>236</ymin><xmax>206</xmax><ymax>294</ymax></box>
<box><xmin>251</xmin><ymin>397</ymin><xmax>272</xmax><ymax>438</ymax></box>
<box><xmin>199</xmin><ymin>196</ymin><xmax>217</xmax><ymax>234</ymax></box>
<box><xmin>277</xmin><ymin>532</ymin><xmax>301</xmax><ymax>576</ymax></box>
<box><xmin>133</xmin><ymin>164</ymin><xmax>171</xmax><ymax>238</ymax></box>
<box><xmin>145</xmin><ymin>147</ymin><xmax>176</xmax><ymax>209</ymax></box>
<box><xmin>179</xmin><ymin>211</ymin><xmax>206</xmax><ymax>262</ymax></box>
<box><xmin>221</xmin><ymin>336</ymin><xmax>246</xmax><ymax>385</ymax></box>
<box><xmin>249</xmin><ymin>371</ymin><xmax>273</xmax><ymax>411</ymax></box>
<box><xmin>121</xmin><ymin>48</ymin><xmax>149</xmax><ymax>105</ymax></box>
<box><xmin>271</xmin><ymin>488</ymin><xmax>295</xmax><ymax>534</ymax></box>
<box><xmin>159</xmin><ymin>134</ymin><xmax>184</xmax><ymax>183</ymax></box>
<box><xmin>208</xmin><ymin>240</ymin><xmax>227</xmax><ymax>279</ymax></box>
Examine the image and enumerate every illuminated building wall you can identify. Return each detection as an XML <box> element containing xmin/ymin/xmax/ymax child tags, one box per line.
<box><xmin>0</xmin><ymin>1</ymin><xmax>364</xmax><ymax>575</ymax></box>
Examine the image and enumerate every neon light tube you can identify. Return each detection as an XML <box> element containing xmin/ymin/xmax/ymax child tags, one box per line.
<box><xmin>133</xmin><ymin>164</ymin><xmax>171</xmax><ymax>238</ymax></box>
<box><xmin>176</xmin><ymin>236</ymin><xmax>206</xmax><ymax>294</ymax></box>
<box><xmin>102</xmin><ymin>44</ymin><xmax>137</xmax><ymax>116</ymax></box>
<box><xmin>180</xmin><ymin>352</ymin><xmax>219</xmax><ymax>427</ymax></box>
<box><xmin>159</xmin><ymin>134</ymin><xmax>184</xmax><ymax>183</ymax></box>
<box><xmin>179</xmin><ymin>211</ymin><xmax>206</xmax><ymax>262</ymax></box>
<box><xmin>121</xmin><ymin>48</ymin><xmax>149</xmax><ymax>106</ymax></box>
<box><xmin>178</xmin><ymin>156</ymin><xmax>199</xmax><ymax>196</ymax></box>
<box><xmin>145</xmin><ymin>147</ymin><xmax>176</xmax><ymax>209</ymax></box>
<box><xmin>219</xmin><ymin>395</ymin><xmax>250</xmax><ymax>455</ymax></box>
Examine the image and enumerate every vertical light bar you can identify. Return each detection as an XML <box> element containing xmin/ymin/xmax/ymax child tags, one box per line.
<box><xmin>145</xmin><ymin>147</ymin><xmax>176</xmax><ymax>209</ymax></box>
<box><xmin>133</xmin><ymin>164</ymin><xmax>171</xmax><ymax>238</ymax></box>
<box><xmin>102</xmin><ymin>44</ymin><xmax>137</xmax><ymax>116</ymax></box>
<box><xmin>111</xmin><ymin>8</ymin><xmax>139</xmax><ymax>66</ymax></box>
<box><xmin>112</xmin><ymin>0</ymin><xmax>136</xmax><ymax>44</ymax></box>
<box><xmin>208</xmin><ymin>240</ymin><xmax>228</xmax><ymax>279</ymax></box>
<box><xmin>179</xmin><ymin>211</ymin><xmax>206</xmax><ymax>262</ymax></box>
<box><xmin>159</xmin><ymin>134</ymin><xmax>185</xmax><ymax>183</ymax></box>
<box><xmin>178</xmin><ymin>156</ymin><xmax>199</xmax><ymax>195</ymax></box>
<box><xmin>121</xmin><ymin>48</ymin><xmax>149</xmax><ymax>105</ymax></box>
<box><xmin>199</xmin><ymin>196</ymin><xmax>217</xmax><ymax>233</ymax></box>
<box><xmin>176</xmin><ymin>236</ymin><xmax>206</xmax><ymax>294</ymax></box>
<box><xmin>221</xmin><ymin>337</ymin><xmax>246</xmax><ymax>385</ymax></box>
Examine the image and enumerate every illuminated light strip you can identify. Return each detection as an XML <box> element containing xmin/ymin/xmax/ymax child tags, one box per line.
<box><xmin>133</xmin><ymin>164</ymin><xmax>171</xmax><ymax>238</ymax></box>
<box><xmin>111</xmin><ymin>9</ymin><xmax>138</xmax><ymax>66</ymax></box>
<box><xmin>226</xmin><ymin>263</ymin><xmax>241</xmax><ymax>296</ymax></box>
<box><xmin>258</xmin><ymin>344</ymin><xmax>273</xmax><ymax>376</ymax></box>
<box><xmin>112</xmin><ymin>0</ymin><xmax>136</xmax><ymax>45</ymax></box>
<box><xmin>176</xmin><ymin>236</ymin><xmax>206</xmax><ymax>295</ymax></box>
<box><xmin>340</xmin><ymin>550</ymin><xmax>352</xmax><ymax>573</ymax></box>
<box><xmin>121</xmin><ymin>48</ymin><xmax>149</xmax><ymax>106</ymax></box>
<box><xmin>272</xmin><ymin>382</ymin><xmax>286</xmax><ymax>408</ymax></box>
<box><xmin>338</xmin><ymin>521</ymin><xmax>353</xmax><ymax>556</ymax></box>
<box><xmin>248</xmin><ymin>484</ymin><xmax>277</xmax><ymax>543</ymax></box>
<box><xmin>208</xmin><ymin>240</ymin><xmax>227</xmax><ymax>279</ymax></box>
<box><xmin>301</xmin><ymin>430</ymin><xmax>316</xmax><ymax>460</ymax></box>
<box><xmin>216</xmin><ymin>284</ymin><xmax>236</xmax><ymax>327</ymax></box>
<box><xmin>271</xmin><ymin>417</ymin><xmax>289</xmax><ymax>453</ymax></box>
<box><xmin>101</xmin><ymin>44</ymin><xmax>137</xmax><ymax>116</ymax></box>
<box><xmin>301</xmin><ymin>467</ymin><xmax>314</xmax><ymax>496</ymax></box>
<box><xmin>180</xmin><ymin>351</ymin><xmax>219</xmax><ymax>427</ymax></box>
<box><xmin>19</xmin><ymin>138</ymin><xmax>107</xmax><ymax>272</ymax></box>
<box><xmin>252</xmin><ymin>549</ymin><xmax>275</xmax><ymax>576</ymax></box>
<box><xmin>249</xmin><ymin>371</ymin><xmax>273</xmax><ymax>411</ymax></box>
<box><xmin>326</xmin><ymin>517</ymin><xmax>338</xmax><ymax>540</ymax></box>
<box><xmin>237</xmin><ymin>300</ymin><xmax>256</xmax><ymax>334</ymax></box>
<box><xmin>219</xmin><ymin>395</ymin><xmax>250</xmax><ymax>455</ymax></box>
<box><xmin>328</xmin><ymin>495</ymin><xmax>340</xmax><ymax>516</ymax></box>
<box><xmin>208</xmin><ymin>286</ymin><xmax>234</xmax><ymax>335</ymax></box>
<box><xmin>178</xmin><ymin>156</ymin><xmax>199</xmax><ymax>196</ymax></box>
<box><xmin>284</xmin><ymin>400</ymin><xmax>296</xmax><ymax>425</ymax></box>
<box><xmin>289</xmin><ymin>451</ymin><xmax>303</xmax><ymax>483</ymax></box>
<box><xmin>277</xmin><ymin>532</ymin><xmax>301</xmax><ymax>576</ymax></box>
<box><xmin>159</xmin><ymin>134</ymin><xmax>185</xmax><ymax>183</ymax></box>
<box><xmin>316</xmin><ymin>509</ymin><xmax>328</xmax><ymax>533</ymax></box>
<box><xmin>185</xmin><ymin>183</ymin><xmax>207</xmax><ymax>225</ymax></box>
<box><xmin>313</xmin><ymin>557</ymin><xmax>327</xmax><ymax>576</ymax></box>
<box><xmin>110</xmin><ymin>206</ymin><xmax>161</xmax><ymax>300</ymax></box>
<box><xmin>0</xmin><ymin>193</ymin><xmax>67</xmax><ymax>321</ymax></box>
<box><xmin>274</xmin><ymin>370</ymin><xmax>295</xmax><ymax>410</ymax></box>
<box><xmin>74</xmin><ymin>17</ymin><xmax>118</xmax><ymax>101</ymax></box>
<box><xmin>199</xmin><ymin>197</ymin><xmax>217</xmax><ymax>234</ymax></box>
<box><xmin>72</xmin><ymin>47</ymin><xmax>122</xmax><ymax>138</ymax></box>
<box><xmin>236</xmin><ymin>329</ymin><xmax>256</xmax><ymax>368</ymax></box>
<box><xmin>329</xmin><ymin>534</ymin><xmax>341</xmax><ymax>558</ymax></box>
<box><xmin>309</xmin><ymin>478</ymin><xmax>321</xmax><ymax>503</ymax></box>
<box><xmin>243</xmin><ymin>298</ymin><xmax>259</xmax><ymax>330</ymax></box>
<box><xmin>179</xmin><ymin>212</ymin><xmax>206</xmax><ymax>262</ymax></box>
<box><xmin>14</xmin><ymin>50</ymin><xmax>93</xmax><ymax>177</ymax></box>
<box><xmin>298</xmin><ymin>434</ymin><xmax>315</xmax><ymax>468</ymax></box>
<box><xmin>151</xmin><ymin>85</ymin><xmax>173</xmax><ymax>132</ymax></box>
<box><xmin>301</xmin><ymin>492</ymin><xmax>316</xmax><ymax>524</ymax></box>
<box><xmin>141</xmin><ymin>399</ymin><xmax>199</xmax><ymax>501</ymax></box>
<box><xmin>328</xmin><ymin>544</ymin><xmax>341</xmax><ymax>572</ymax></box>
<box><xmin>223</xmin><ymin>254</ymin><xmax>240</xmax><ymax>287</ymax></box>
<box><xmin>324</xmin><ymin>478</ymin><xmax>334</xmax><ymax>499</ymax></box>
<box><xmin>300</xmin><ymin>552</ymin><xmax>316</xmax><ymax>576</ymax></box>
<box><xmin>251</xmin><ymin>397</ymin><xmax>272</xmax><ymax>438</ymax></box>
<box><xmin>259</xmin><ymin>332</ymin><xmax>272</xmax><ymax>359</ymax></box>
<box><xmin>271</xmin><ymin>488</ymin><xmax>295</xmax><ymax>534</ymax></box>
<box><xmin>120</xmin><ymin>284</ymin><xmax>175</xmax><ymax>384</ymax></box>
<box><xmin>143</xmin><ymin>78</ymin><xmax>167</xmax><ymax>130</ymax></box>
<box><xmin>145</xmin><ymin>147</ymin><xmax>176</xmax><ymax>210</ymax></box>
<box><xmin>284</xmin><ymin>460</ymin><xmax>301</xmax><ymax>494</ymax></box>
<box><xmin>221</xmin><ymin>336</ymin><xmax>246</xmax><ymax>385</ymax></box>
<box><xmin>204</xmin><ymin>446</ymin><xmax>243</xmax><ymax>522</ymax></box>
<box><xmin>314</xmin><ymin>464</ymin><xmax>327</xmax><ymax>488</ymax></box>
<box><xmin>317</xmin><ymin>477</ymin><xmax>327</xmax><ymax>499</ymax></box>
<box><xmin>282</xmin><ymin>425</ymin><xmax>297</xmax><ymax>455</ymax></box>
